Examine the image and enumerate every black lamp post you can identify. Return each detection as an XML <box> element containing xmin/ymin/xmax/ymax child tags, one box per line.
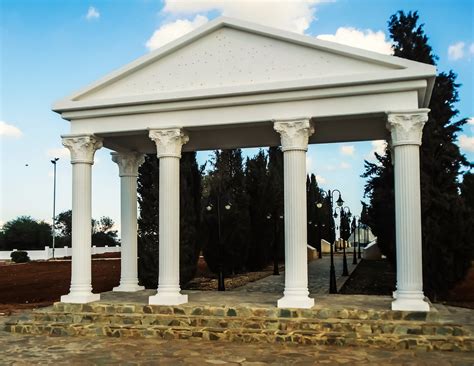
<box><xmin>352</xmin><ymin>215</ymin><xmax>360</xmax><ymax>265</ymax></box>
<box><xmin>334</xmin><ymin>206</ymin><xmax>351</xmax><ymax>276</ymax></box>
<box><xmin>317</xmin><ymin>189</ymin><xmax>344</xmax><ymax>294</ymax></box>
<box><xmin>206</xmin><ymin>194</ymin><xmax>231</xmax><ymax>291</ymax></box>
<box><xmin>266</xmin><ymin>213</ymin><xmax>281</xmax><ymax>275</ymax></box>
<box><xmin>50</xmin><ymin>157</ymin><xmax>59</xmax><ymax>259</ymax></box>
<box><xmin>357</xmin><ymin>219</ymin><xmax>362</xmax><ymax>259</ymax></box>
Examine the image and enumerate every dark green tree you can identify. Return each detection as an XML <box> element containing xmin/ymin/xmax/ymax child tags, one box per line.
<box><xmin>137</xmin><ymin>152</ymin><xmax>202</xmax><ymax>288</ymax></box>
<box><xmin>461</xmin><ymin>172</ymin><xmax>474</xmax><ymax>209</ymax></box>
<box><xmin>245</xmin><ymin>150</ymin><xmax>272</xmax><ymax>270</ymax></box>
<box><xmin>363</xmin><ymin>11</ymin><xmax>472</xmax><ymax>299</ymax></box>
<box><xmin>202</xmin><ymin>149</ymin><xmax>250</xmax><ymax>274</ymax></box>
<box><xmin>306</xmin><ymin>174</ymin><xmax>317</xmax><ymax>249</ymax></box>
<box><xmin>92</xmin><ymin>216</ymin><xmax>119</xmax><ymax>247</ymax></box>
<box><xmin>267</xmin><ymin>147</ymin><xmax>285</xmax><ymax>261</ymax></box>
<box><xmin>1</xmin><ymin>216</ymin><xmax>52</xmax><ymax>250</ymax></box>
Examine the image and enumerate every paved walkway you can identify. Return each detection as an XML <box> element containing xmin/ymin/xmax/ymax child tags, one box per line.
<box><xmin>1</xmin><ymin>255</ymin><xmax>473</xmax><ymax>365</ymax></box>
<box><xmin>0</xmin><ymin>324</ymin><xmax>473</xmax><ymax>365</ymax></box>
<box><xmin>234</xmin><ymin>253</ymin><xmax>358</xmax><ymax>294</ymax></box>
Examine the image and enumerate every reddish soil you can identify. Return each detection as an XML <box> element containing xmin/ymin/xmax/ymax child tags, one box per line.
<box><xmin>0</xmin><ymin>259</ymin><xmax>120</xmax><ymax>314</ymax></box>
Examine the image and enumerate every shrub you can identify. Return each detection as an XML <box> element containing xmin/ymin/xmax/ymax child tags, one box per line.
<box><xmin>11</xmin><ymin>250</ymin><xmax>30</xmax><ymax>263</ymax></box>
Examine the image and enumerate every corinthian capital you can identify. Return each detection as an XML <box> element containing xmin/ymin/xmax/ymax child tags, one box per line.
<box><xmin>111</xmin><ymin>152</ymin><xmax>145</xmax><ymax>177</ymax></box>
<box><xmin>386</xmin><ymin>109</ymin><xmax>429</xmax><ymax>147</ymax></box>
<box><xmin>273</xmin><ymin>118</ymin><xmax>314</xmax><ymax>152</ymax></box>
<box><xmin>149</xmin><ymin>128</ymin><xmax>189</xmax><ymax>158</ymax></box>
<box><xmin>62</xmin><ymin>135</ymin><xmax>103</xmax><ymax>164</ymax></box>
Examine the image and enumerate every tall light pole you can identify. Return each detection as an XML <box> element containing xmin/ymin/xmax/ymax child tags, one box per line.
<box><xmin>352</xmin><ymin>215</ymin><xmax>360</xmax><ymax>265</ymax></box>
<box><xmin>266</xmin><ymin>212</ymin><xmax>281</xmax><ymax>276</ymax></box>
<box><xmin>206</xmin><ymin>192</ymin><xmax>231</xmax><ymax>291</ymax></box>
<box><xmin>317</xmin><ymin>189</ymin><xmax>344</xmax><ymax>294</ymax></box>
<box><xmin>51</xmin><ymin>158</ymin><xmax>59</xmax><ymax>259</ymax></box>
<box><xmin>334</xmin><ymin>206</ymin><xmax>351</xmax><ymax>276</ymax></box>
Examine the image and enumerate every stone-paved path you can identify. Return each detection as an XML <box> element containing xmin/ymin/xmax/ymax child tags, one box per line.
<box><xmin>234</xmin><ymin>254</ymin><xmax>358</xmax><ymax>294</ymax></box>
<box><xmin>0</xmin><ymin>324</ymin><xmax>473</xmax><ymax>365</ymax></box>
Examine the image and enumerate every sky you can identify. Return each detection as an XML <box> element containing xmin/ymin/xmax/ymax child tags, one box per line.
<box><xmin>1</xmin><ymin>0</ymin><xmax>473</xmax><ymax>234</ymax></box>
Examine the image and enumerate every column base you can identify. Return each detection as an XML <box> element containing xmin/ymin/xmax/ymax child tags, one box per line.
<box><xmin>391</xmin><ymin>291</ymin><xmax>429</xmax><ymax>312</ymax></box>
<box><xmin>113</xmin><ymin>284</ymin><xmax>145</xmax><ymax>292</ymax></box>
<box><xmin>60</xmin><ymin>292</ymin><xmax>100</xmax><ymax>304</ymax></box>
<box><xmin>149</xmin><ymin>293</ymin><xmax>188</xmax><ymax>305</ymax></box>
<box><xmin>392</xmin><ymin>290</ymin><xmax>398</xmax><ymax>299</ymax></box>
<box><xmin>277</xmin><ymin>295</ymin><xmax>314</xmax><ymax>309</ymax></box>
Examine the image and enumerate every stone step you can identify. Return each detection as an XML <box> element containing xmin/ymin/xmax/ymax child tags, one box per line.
<box><xmin>5</xmin><ymin>321</ymin><xmax>473</xmax><ymax>352</ymax></box>
<box><xmin>50</xmin><ymin>302</ymin><xmax>441</xmax><ymax>322</ymax></box>
<box><xmin>29</xmin><ymin>312</ymin><xmax>469</xmax><ymax>337</ymax></box>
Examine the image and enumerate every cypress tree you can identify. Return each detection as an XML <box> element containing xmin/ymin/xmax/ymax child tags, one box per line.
<box><xmin>267</xmin><ymin>147</ymin><xmax>285</xmax><ymax>261</ymax></box>
<box><xmin>245</xmin><ymin>150</ymin><xmax>272</xmax><ymax>270</ymax></box>
<box><xmin>306</xmin><ymin>174</ymin><xmax>319</xmax><ymax>249</ymax></box>
<box><xmin>363</xmin><ymin>11</ymin><xmax>472</xmax><ymax>299</ymax></box>
<box><xmin>137</xmin><ymin>152</ymin><xmax>202</xmax><ymax>288</ymax></box>
<box><xmin>202</xmin><ymin>149</ymin><xmax>250</xmax><ymax>275</ymax></box>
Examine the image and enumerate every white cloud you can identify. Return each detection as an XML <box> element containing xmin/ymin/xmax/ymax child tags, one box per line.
<box><xmin>317</xmin><ymin>27</ymin><xmax>393</xmax><ymax>54</ymax></box>
<box><xmin>162</xmin><ymin>0</ymin><xmax>326</xmax><ymax>35</ymax></box>
<box><xmin>0</xmin><ymin>121</ymin><xmax>23</xmax><ymax>138</ymax></box>
<box><xmin>46</xmin><ymin>147</ymin><xmax>70</xmax><ymax>159</ymax></box>
<box><xmin>459</xmin><ymin>134</ymin><xmax>474</xmax><ymax>153</ymax></box>
<box><xmin>340</xmin><ymin>162</ymin><xmax>351</xmax><ymax>169</ymax></box>
<box><xmin>448</xmin><ymin>41</ymin><xmax>465</xmax><ymax>61</ymax></box>
<box><xmin>86</xmin><ymin>6</ymin><xmax>100</xmax><ymax>20</ymax></box>
<box><xmin>371</xmin><ymin>140</ymin><xmax>387</xmax><ymax>156</ymax></box>
<box><xmin>316</xmin><ymin>174</ymin><xmax>326</xmax><ymax>184</ymax></box>
<box><xmin>146</xmin><ymin>15</ymin><xmax>209</xmax><ymax>51</ymax></box>
<box><xmin>467</xmin><ymin>117</ymin><xmax>474</xmax><ymax>126</ymax></box>
<box><xmin>470</xmin><ymin>43</ymin><xmax>474</xmax><ymax>55</ymax></box>
<box><xmin>340</xmin><ymin>145</ymin><xmax>355</xmax><ymax>156</ymax></box>
<box><xmin>365</xmin><ymin>140</ymin><xmax>387</xmax><ymax>161</ymax></box>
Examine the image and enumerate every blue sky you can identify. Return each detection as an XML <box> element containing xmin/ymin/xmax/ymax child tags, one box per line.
<box><xmin>1</xmin><ymin>0</ymin><xmax>473</xmax><ymax>233</ymax></box>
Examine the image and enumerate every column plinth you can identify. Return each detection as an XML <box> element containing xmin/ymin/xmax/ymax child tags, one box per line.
<box><xmin>148</xmin><ymin>129</ymin><xmax>189</xmax><ymax>306</ymax></box>
<box><xmin>274</xmin><ymin>118</ymin><xmax>314</xmax><ymax>309</ymax></box>
<box><xmin>387</xmin><ymin>110</ymin><xmax>430</xmax><ymax>312</ymax></box>
<box><xmin>61</xmin><ymin>135</ymin><xmax>102</xmax><ymax>304</ymax></box>
<box><xmin>111</xmin><ymin>152</ymin><xmax>145</xmax><ymax>293</ymax></box>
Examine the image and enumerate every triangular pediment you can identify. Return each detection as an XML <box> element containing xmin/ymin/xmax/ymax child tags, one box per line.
<box><xmin>54</xmin><ymin>17</ymin><xmax>436</xmax><ymax>111</ymax></box>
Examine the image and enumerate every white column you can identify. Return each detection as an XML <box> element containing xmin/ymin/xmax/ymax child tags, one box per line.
<box><xmin>387</xmin><ymin>109</ymin><xmax>430</xmax><ymax>312</ymax></box>
<box><xmin>274</xmin><ymin>118</ymin><xmax>315</xmax><ymax>309</ymax></box>
<box><xmin>61</xmin><ymin>135</ymin><xmax>102</xmax><ymax>304</ymax></box>
<box><xmin>148</xmin><ymin>128</ymin><xmax>189</xmax><ymax>305</ymax></box>
<box><xmin>111</xmin><ymin>152</ymin><xmax>145</xmax><ymax>292</ymax></box>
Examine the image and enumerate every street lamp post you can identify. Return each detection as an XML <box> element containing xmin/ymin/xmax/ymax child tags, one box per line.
<box><xmin>352</xmin><ymin>215</ymin><xmax>360</xmax><ymax>265</ymax></box>
<box><xmin>357</xmin><ymin>219</ymin><xmax>362</xmax><ymax>259</ymax></box>
<box><xmin>334</xmin><ymin>206</ymin><xmax>351</xmax><ymax>276</ymax></box>
<box><xmin>50</xmin><ymin>158</ymin><xmax>59</xmax><ymax>259</ymax></box>
<box><xmin>206</xmin><ymin>193</ymin><xmax>231</xmax><ymax>291</ymax></box>
<box><xmin>317</xmin><ymin>189</ymin><xmax>344</xmax><ymax>294</ymax></box>
<box><xmin>266</xmin><ymin>213</ymin><xmax>281</xmax><ymax>276</ymax></box>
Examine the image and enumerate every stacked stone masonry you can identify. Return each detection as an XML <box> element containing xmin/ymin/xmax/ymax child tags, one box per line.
<box><xmin>5</xmin><ymin>302</ymin><xmax>472</xmax><ymax>352</ymax></box>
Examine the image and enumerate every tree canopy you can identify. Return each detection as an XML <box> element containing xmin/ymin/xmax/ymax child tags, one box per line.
<box><xmin>363</xmin><ymin>10</ymin><xmax>473</xmax><ymax>300</ymax></box>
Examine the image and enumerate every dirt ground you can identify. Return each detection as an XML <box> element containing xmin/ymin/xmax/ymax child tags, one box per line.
<box><xmin>0</xmin><ymin>255</ymin><xmax>281</xmax><ymax>314</ymax></box>
<box><xmin>0</xmin><ymin>258</ymin><xmax>120</xmax><ymax>314</ymax></box>
<box><xmin>339</xmin><ymin>259</ymin><xmax>396</xmax><ymax>296</ymax></box>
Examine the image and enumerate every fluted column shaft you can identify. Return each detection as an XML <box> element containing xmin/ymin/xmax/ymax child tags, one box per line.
<box><xmin>274</xmin><ymin>118</ymin><xmax>315</xmax><ymax>309</ymax></box>
<box><xmin>61</xmin><ymin>135</ymin><xmax>102</xmax><ymax>304</ymax></box>
<box><xmin>112</xmin><ymin>152</ymin><xmax>145</xmax><ymax>292</ymax></box>
<box><xmin>148</xmin><ymin>128</ymin><xmax>189</xmax><ymax>305</ymax></box>
<box><xmin>387</xmin><ymin>109</ymin><xmax>430</xmax><ymax>312</ymax></box>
